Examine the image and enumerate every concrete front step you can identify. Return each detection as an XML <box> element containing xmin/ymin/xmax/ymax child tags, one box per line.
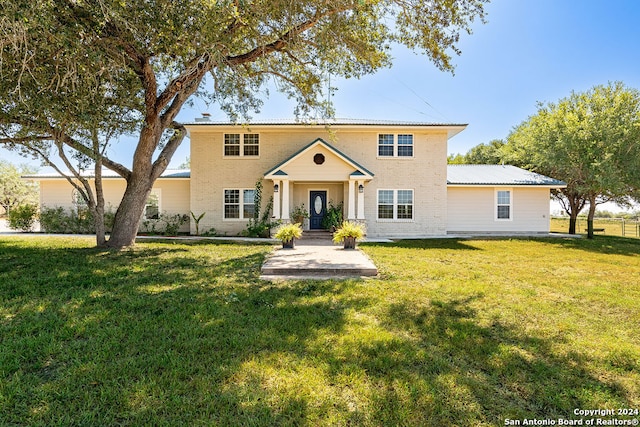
<box><xmin>300</xmin><ymin>230</ymin><xmax>333</xmax><ymax>240</ymax></box>
<box><xmin>261</xmin><ymin>266</ymin><xmax>378</xmax><ymax>277</ymax></box>
<box><xmin>260</xmin><ymin>242</ymin><xmax>378</xmax><ymax>280</ymax></box>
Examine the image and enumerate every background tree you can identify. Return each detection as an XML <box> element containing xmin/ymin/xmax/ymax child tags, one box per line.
<box><xmin>464</xmin><ymin>139</ymin><xmax>505</xmax><ymax>164</ymax></box>
<box><xmin>179</xmin><ymin>157</ymin><xmax>190</xmax><ymax>170</ymax></box>
<box><xmin>448</xmin><ymin>139</ymin><xmax>505</xmax><ymax>164</ymax></box>
<box><xmin>447</xmin><ymin>153</ymin><xmax>466</xmax><ymax>164</ymax></box>
<box><xmin>0</xmin><ymin>161</ymin><xmax>39</xmax><ymax>215</ymax></box>
<box><xmin>1</xmin><ymin>0</ymin><xmax>487</xmax><ymax>248</ymax></box>
<box><xmin>505</xmin><ymin>82</ymin><xmax>640</xmax><ymax>237</ymax></box>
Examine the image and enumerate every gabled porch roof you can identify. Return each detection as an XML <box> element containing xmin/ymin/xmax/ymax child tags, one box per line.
<box><xmin>264</xmin><ymin>138</ymin><xmax>374</xmax><ymax>180</ymax></box>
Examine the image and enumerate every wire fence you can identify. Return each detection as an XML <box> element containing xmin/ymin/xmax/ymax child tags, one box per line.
<box><xmin>550</xmin><ymin>217</ymin><xmax>640</xmax><ymax>238</ymax></box>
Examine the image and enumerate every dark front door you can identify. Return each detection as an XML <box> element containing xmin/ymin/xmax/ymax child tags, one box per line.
<box><xmin>309</xmin><ymin>191</ymin><xmax>327</xmax><ymax>229</ymax></box>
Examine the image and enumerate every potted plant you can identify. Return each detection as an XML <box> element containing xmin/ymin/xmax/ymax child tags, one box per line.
<box><xmin>290</xmin><ymin>204</ymin><xmax>309</xmax><ymax>225</ymax></box>
<box><xmin>274</xmin><ymin>223</ymin><xmax>303</xmax><ymax>248</ymax></box>
<box><xmin>321</xmin><ymin>201</ymin><xmax>343</xmax><ymax>231</ymax></box>
<box><xmin>332</xmin><ymin>221</ymin><xmax>365</xmax><ymax>249</ymax></box>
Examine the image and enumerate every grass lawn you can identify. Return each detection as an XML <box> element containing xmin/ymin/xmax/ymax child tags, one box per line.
<box><xmin>1</xmin><ymin>235</ymin><xmax>639</xmax><ymax>426</ymax></box>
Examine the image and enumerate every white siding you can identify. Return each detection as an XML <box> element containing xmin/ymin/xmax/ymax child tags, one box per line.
<box><xmin>447</xmin><ymin>186</ymin><xmax>551</xmax><ymax>233</ymax></box>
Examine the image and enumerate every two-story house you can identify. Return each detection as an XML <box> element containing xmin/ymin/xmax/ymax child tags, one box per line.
<box><xmin>27</xmin><ymin>118</ymin><xmax>566</xmax><ymax>237</ymax></box>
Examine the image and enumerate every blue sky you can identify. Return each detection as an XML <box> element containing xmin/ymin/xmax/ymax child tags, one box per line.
<box><xmin>3</xmin><ymin>0</ymin><xmax>640</xmax><ymax>170</ymax></box>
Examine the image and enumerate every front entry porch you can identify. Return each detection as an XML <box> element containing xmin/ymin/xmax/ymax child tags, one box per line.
<box><xmin>270</xmin><ymin>179</ymin><xmax>368</xmax><ymax>230</ymax></box>
<box><xmin>264</xmin><ymin>137</ymin><xmax>374</xmax><ymax>230</ymax></box>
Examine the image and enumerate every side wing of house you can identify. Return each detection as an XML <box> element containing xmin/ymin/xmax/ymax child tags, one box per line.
<box><xmin>26</xmin><ymin>171</ymin><xmax>191</xmax><ymax>232</ymax></box>
<box><xmin>187</xmin><ymin>120</ymin><xmax>466</xmax><ymax>238</ymax></box>
<box><xmin>446</xmin><ymin>165</ymin><xmax>566</xmax><ymax>234</ymax></box>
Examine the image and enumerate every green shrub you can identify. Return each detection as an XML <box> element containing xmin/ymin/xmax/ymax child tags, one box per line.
<box><xmin>322</xmin><ymin>200</ymin><xmax>343</xmax><ymax>230</ymax></box>
<box><xmin>244</xmin><ymin>180</ymin><xmax>278</xmax><ymax>237</ymax></box>
<box><xmin>200</xmin><ymin>227</ymin><xmax>217</xmax><ymax>237</ymax></box>
<box><xmin>39</xmin><ymin>206</ymin><xmax>115</xmax><ymax>234</ymax></box>
<box><xmin>290</xmin><ymin>204</ymin><xmax>309</xmax><ymax>224</ymax></box>
<box><xmin>140</xmin><ymin>212</ymin><xmax>189</xmax><ymax>235</ymax></box>
<box><xmin>162</xmin><ymin>213</ymin><xmax>189</xmax><ymax>235</ymax></box>
<box><xmin>7</xmin><ymin>204</ymin><xmax>38</xmax><ymax>232</ymax></box>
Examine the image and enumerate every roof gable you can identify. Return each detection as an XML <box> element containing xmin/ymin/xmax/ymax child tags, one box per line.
<box><xmin>264</xmin><ymin>138</ymin><xmax>374</xmax><ymax>180</ymax></box>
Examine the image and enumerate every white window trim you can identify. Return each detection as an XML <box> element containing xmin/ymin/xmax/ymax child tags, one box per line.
<box><xmin>376</xmin><ymin>189</ymin><xmax>415</xmax><ymax>222</ymax></box>
<box><xmin>223</xmin><ymin>133</ymin><xmax>261</xmax><ymax>158</ymax></box>
<box><xmin>376</xmin><ymin>133</ymin><xmax>415</xmax><ymax>159</ymax></box>
<box><xmin>223</xmin><ymin>188</ymin><xmax>256</xmax><ymax>221</ymax></box>
<box><xmin>144</xmin><ymin>189</ymin><xmax>161</xmax><ymax>220</ymax></box>
<box><xmin>495</xmin><ymin>188</ymin><xmax>513</xmax><ymax>221</ymax></box>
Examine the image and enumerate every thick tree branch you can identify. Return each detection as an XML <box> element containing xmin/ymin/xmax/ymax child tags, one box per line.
<box><xmin>158</xmin><ymin>55</ymin><xmax>213</xmax><ymax>129</ymax></box>
<box><xmin>53</xmin><ymin>139</ymin><xmax>96</xmax><ymax>207</ymax></box>
<box><xmin>24</xmin><ymin>143</ymin><xmax>89</xmax><ymax>203</ymax></box>
<box><xmin>0</xmin><ymin>135</ymin><xmax>51</xmax><ymax>144</ymax></box>
<box><xmin>151</xmin><ymin>122</ymin><xmax>187</xmax><ymax>180</ymax></box>
<box><xmin>51</xmin><ymin>129</ymin><xmax>131</xmax><ymax>180</ymax></box>
<box><xmin>226</xmin><ymin>6</ymin><xmax>347</xmax><ymax>66</ymax></box>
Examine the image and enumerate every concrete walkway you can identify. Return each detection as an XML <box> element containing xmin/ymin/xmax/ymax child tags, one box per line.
<box><xmin>260</xmin><ymin>239</ymin><xmax>378</xmax><ymax>280</ymax></box>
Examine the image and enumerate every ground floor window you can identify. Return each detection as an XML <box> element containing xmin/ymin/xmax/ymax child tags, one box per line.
<box><xmin>377</xmin><ymin>189</ymin><xmax>413</xmax><ymax>220</ymax></box>
<box><xmin>224</xmin><ymin>189</ymin><xmax>255</xmax><ymax>219</ymax></box>
<box><xmin>144</xmin><ymin>191</ymin><xmax>160</xmax><ymax>220</ymax></box>
<box><xmin>496</xmin><ymin>189</ymin><xmax>512</xmax><ymax>220</ymax></box>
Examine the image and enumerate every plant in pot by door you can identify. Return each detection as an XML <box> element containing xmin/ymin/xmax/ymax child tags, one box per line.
<box><xmin>332</xmin><ymin>221</ymin><xmax>365</xmax><ymax>249</ymax></box>
<box><xmin>274</xmin><ymin>223</ymin><xmax>303</xmax><ymax>249</ymax></box>
<box><xmin>290</xmin><ymin>204</ymin><xmax>309</xmax><ymax>226</ymax></box>
<box><xmin>321</xmin><ymin>201</ymin><xmax>343</xmax><ymax>232</ymax></box>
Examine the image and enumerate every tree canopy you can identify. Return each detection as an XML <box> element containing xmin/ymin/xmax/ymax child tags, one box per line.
<box><xmin>505</xmin><ymin>82</ymin><xmax>640</xmax><ymax>237</ymax></box>
<box><xmin>1</xmin><ymin>0</ymin><xmax>488</xmax><ymax>248</ymax></box>
<box><xmin>448</xmin><ymin>139</ymin><xmax>505</xmax><ymax>164</ymax></box>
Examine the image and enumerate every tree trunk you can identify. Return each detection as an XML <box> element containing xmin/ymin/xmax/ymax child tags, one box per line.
<box><xmin>568</xmin><ymin>215</ymin><xmax>577</xmax><ymax>235</ymax></box>
<box><xmin>106</xmin><ymin>176</ymin><xmax>153</xmax><ymax>249</ymax></box>
<box><xmin>94</xmin><ymin>157</ymin><xmax>107</xmax><ymax>247</ymax></box>
<box><xmin>586</xmin><ymin>196</ymin><xmax>597</xmax><ymax>239</ymax></box>
<box><xmin>562</xmin><ymin>192</ymin><xmax>586</xmax><ymax>235</ymax></box>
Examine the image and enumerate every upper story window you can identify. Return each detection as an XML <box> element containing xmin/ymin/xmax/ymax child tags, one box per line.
<box><xmin>496</xmin><ymin>189</ymin><xmax>512</xmax><ymax>220</ymax></box>
<box><xmin>378</xmin><ymin>134</ymin><xmax>413</xmax><ymax>157</ymax></box>
<box><xmin>224</xmin><ymin>133</ymin><xmax>259</xmax><ymax>157</ymax></box>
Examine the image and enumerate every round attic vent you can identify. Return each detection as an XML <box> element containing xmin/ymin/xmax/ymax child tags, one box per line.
<box><xmin>313</xmin><ymin>153</ymin><xmax>325</xmax><ymax>165</ymax></box>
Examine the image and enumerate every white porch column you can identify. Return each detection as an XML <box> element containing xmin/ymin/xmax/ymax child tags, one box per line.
<box><xmin>272</xmin><ymin>180</ymin><xmax>281</xmax><ymax>219</ymax></box>
<box><xmin>357</xmin><ymin>180</ymin><xmax>365</xmax><ymax>219</ymax></box>
<box><xmin>347</xmin><ymin>179</ymin><xmax>356</xmax><ymax>220</ymax></box>
<box><xmin>281</xmin><ymin>179</ymin><xmax>290</xmax><ymax>220</ymax></box>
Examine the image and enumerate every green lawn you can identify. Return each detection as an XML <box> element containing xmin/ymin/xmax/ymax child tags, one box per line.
<box><xmin>1</xmin><ymin>236</ymin><xmax>639</xmax><ymax>426</ymax></box>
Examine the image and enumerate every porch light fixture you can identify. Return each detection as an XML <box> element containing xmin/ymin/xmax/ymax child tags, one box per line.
<box><xmin>358</xmin><ymin>184</ymin><xmax>364</xmax><ymax>193</ymax></box>
<box><xmin>274</xmin><ymin>184</ymin><xmax>279</xmax><ymax>193</ymax></box>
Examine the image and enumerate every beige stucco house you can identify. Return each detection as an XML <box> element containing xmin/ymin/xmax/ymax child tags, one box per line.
<box><xmin>26</xmin><ymin>119</ymin><xmax>565</xmax><ymax>237</ymax></box>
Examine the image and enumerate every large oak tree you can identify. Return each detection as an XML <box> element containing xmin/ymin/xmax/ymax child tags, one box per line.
<box><xmin>505</xmin><ymin>82</ymin><xmax>640</xmax><ymax>237</ymax></box>
<box><xmin>1</xmin><ymin>0</ymin><xmax>487</xmax><ymax>248</ymax></box>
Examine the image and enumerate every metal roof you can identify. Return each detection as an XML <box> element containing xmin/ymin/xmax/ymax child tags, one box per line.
<box><xmin>447</xmin><ymin>165</ymin><xmax>566</xmax><ymax>187</ymax></box>
<box><xmin>23</xmin><ymin>169</ymin><xmax>191</xmax><ymax>180</ymax></box>
<box><xmin>183</xmin><ymin>117</ymin><xmax>467</xmax><ymax>127</ymax></box>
